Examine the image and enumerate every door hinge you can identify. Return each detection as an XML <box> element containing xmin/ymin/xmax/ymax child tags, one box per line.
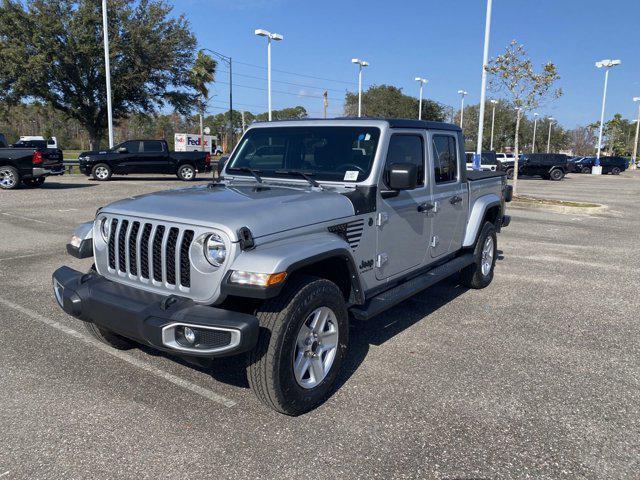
<box><xmin>376</xmin><ymin>212</ymin><xmax>388</xmax><ymax>227</ymax></box>
<box><xmin>376</xmin><ymin>253</ymin><xmax>388</xmax><ymax>268</ymax></box>
<box><xmin>430</xmin><ymin>235</ymin><xmax>439</xmax><ymax>248</ymax></box>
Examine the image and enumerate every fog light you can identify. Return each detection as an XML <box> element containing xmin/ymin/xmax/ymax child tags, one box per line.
<box><xmin>53</xmin><ymin>278</ymin><xmax>64</xmax><ymax>307</ymax></box>
<box><xmin>183</xmin><ymin>326</ymin><xmax>196</xmax><ymax>344</ymax></box>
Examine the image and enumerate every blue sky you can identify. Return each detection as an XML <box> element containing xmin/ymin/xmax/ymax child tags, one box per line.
<box><xmin>174</xmin><ymin>0</ymin><xmax>640</xmax><ymax>128</ymax></box>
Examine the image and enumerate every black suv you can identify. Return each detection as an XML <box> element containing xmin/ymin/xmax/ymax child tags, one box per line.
<box><xmin>501</xmin><ymin>153</ymin><xmax>569</xmax><ymax>181</ymax></box>
<box><xmin>574</xmin><ymin>156</ymin><xmax>628</xmax><ymax>175</ymax></box>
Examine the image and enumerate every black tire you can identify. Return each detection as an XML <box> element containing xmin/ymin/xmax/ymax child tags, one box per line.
<box><xmin>247</xmin><ymin>275</ymin><xmax>349</xmax><ymax>416</ymax></box>
<box><xmin>83</xmin><ymin>322</ymin><xmax>134</xmax><ymax>350</ymax></box>
<box><xmin>177</xmin><ymin>164</ymin><xmax>196</xmax><ymax>181</ymax></box>
<box><xmin>505</xmin><ymin>168</ymin><xmax>514</xmax><ymax>180</ymax></box>
<box><xmin>460</xmin><ymin>222</ymin><xmax>497</xmax><ymax>289</ymax></box>
<box><xmin>611</xmin><ymin>167</ymin><xmax>621</xmax><ymax>175</ymax></box>
<box><xmin>92</xmin><ymin>163</ymin><xmax>112</xmax><ymax>181</ymax></box>
<box><xmin>549</xmin><ymin>168</ymin><xmax>564</xmax><ymax>181</ymax></box>
<box><xmin>0</xmin><ymin>165</ymin><xmax>21</xmax><ymax>190</ymax></box>
<box><xmin>22</xmin><ymin>177</ymin><xmax>45</xmax><ymax>188</ymax></box>
<box><xmin>581</xmin><ymin>166</ymin><xmax>591</xmax><ymax>174</ymax></box>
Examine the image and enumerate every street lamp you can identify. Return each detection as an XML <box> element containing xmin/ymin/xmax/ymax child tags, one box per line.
<box><xmin>546</xmin><ymin>117</ymin><xmax>555</xmax><ymax>153</ymax></box>
<box><xmin>631</xmin><ymin>97</ymin><xmax>640</xmax><ymax>171</ymax></box>
<box><xmin>475</xmin><ymin>0</ymin><xmax>493</xmax><ymax>157</ymax></box>
<box><xmin>458</xmin><ymin>90</ymin><xmax>468</xmax><ymax>128</ymax></box>
<box><xmin>594</xmin><ymin>58</ymin><xmax>621</xmax><ymax>174</ymax></box>
<box><xmin>415</xmin><ymin>77</ymin><xmax>428</xmax><ymax>120</ymax></box>
<box><xmin>352</xmin><ymin>59</ymin><xmax>369</xmax><ymax>117</ymax></box>
<box><xmin>255</xmin><ymin>29</ymin><xmax>284</xmax><ymax>121</ymax></box>
<box><xmin>101</xmin><ymin>0</ymin><xmax>114</xmax><ymax>148</ymax></box>
<box><xmin>532</xmin><ymin>113</ymin><xmax>539</xmax><ymax>153</ymax></box>
<box><xmin>489</xmin><ymin>99</ymin><xmax>498</xmax><ymax>151</ymax></box>
<box><xmin>200</xmin><ymin>49</ymin><xmax>233</xmax><ymax>150</ymax></box>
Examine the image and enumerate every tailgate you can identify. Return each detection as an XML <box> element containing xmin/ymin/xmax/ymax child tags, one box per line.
<box><xmin>42</xmin><ymin>148</ymin><xmax>63</xmax><ymax>166</ymax></box>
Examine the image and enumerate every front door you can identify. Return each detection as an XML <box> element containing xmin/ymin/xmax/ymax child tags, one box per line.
<box><xmin>375</xmin><ymin>132</ymin><xmax>432</xmax><ymax>280</ymax></box>
<box><xmin>429</xmin><ymin>132</ymin><xmax>466</xmax><ymax>258</ymax></box>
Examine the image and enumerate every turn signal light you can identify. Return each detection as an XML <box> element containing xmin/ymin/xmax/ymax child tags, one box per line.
<box><xmin>229</xmin><ymin>271</ymin><xmax>287</xmax><ymax>287</ymax></box>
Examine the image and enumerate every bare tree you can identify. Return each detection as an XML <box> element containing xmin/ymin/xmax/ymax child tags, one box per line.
<box><xmin>487</xmin><ymin>41</ymin><xmax>562</xmax><ymax>194</ymax></box>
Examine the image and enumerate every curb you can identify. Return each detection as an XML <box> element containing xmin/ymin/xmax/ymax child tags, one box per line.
<box><xmin>510</xmin><ymin>199</ymin><xmax>607</xmax><ymax>215</ymax></box>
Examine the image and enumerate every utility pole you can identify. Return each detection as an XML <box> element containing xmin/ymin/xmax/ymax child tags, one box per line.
<box><xmin>415</xmin><ymin>77</ymin><xmax>428</xmax><ymax>120</ymax></box>
<box><xmin>475</xmin><ymin>0</ymin><xmax>493</xmax><ymax>157</ymax></box>
<box><xmin>458</xmin><ymin>90</ymin><xmax>468</xmax><ymax>128</ymax></box>
<box><xmin>532</xmin><ymin>113</ymin><xmax>539</xmax><ymax>153</ymax></box>
<box><xmin>352</xmin><ymin>59</ymin><xmax>369</xmax><ymax>117</ymax></box>
<box><xmin>632</xmin><ymin>97</ymin><xmax>639</xmax><ymax>170</ymax></box>
<box><xmin>101</xmin><ymin>0</ymin><xmax>114</xmax><ymax>148</ymax></box>
<box><xmin>546</xmin><ymin>117</ymin><xmax>554</xmax><ymax>153</ymax></box>
<box><xmin>594</xmin><ymin>59</ymin><xmax>621</xmax><ymax>174</ymax></box>
<box><xmin>489</xmin><ymin>99</ymin><xmax>498</xmax><ymax>151</ymax></box>
<box><xmin>323</xmin><ymin>91</ymin><xmax>328</xmax><ymax>119</ymax></box>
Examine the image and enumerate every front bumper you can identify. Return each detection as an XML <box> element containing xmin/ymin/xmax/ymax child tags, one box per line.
<box><xmin>52</xmin><ymin>266</ymin><xmax>259</xmax><ymax>357</ymax></box>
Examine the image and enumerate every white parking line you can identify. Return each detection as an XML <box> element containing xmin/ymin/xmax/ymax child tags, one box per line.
<box><xmin>0</xmin><ymin>297</ymin><xmax>237</xmax><ymax>408</ymax></box>
<box><xmin>1</xmin><ymin>212</ymin><xmax>55</xmax><ymax>225</ymax></box>
<box><xmin>0</xmin><ymin>253</ymin><xmax>49</xmax><ymax>262</ymax></box>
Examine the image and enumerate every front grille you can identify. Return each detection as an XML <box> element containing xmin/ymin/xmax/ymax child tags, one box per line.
<box><xmin>107</xmin><ymin>218</ymin><xmax>194</xmax><ymax>289</ymax></box>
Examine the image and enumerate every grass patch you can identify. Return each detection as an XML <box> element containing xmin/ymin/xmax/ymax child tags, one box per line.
<box><xmin>513</xmin><ymin>195</ymin><xmax>601</xmax><ymax>208</ymax></box>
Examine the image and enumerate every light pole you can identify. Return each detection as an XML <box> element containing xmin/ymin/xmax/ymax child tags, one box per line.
<box><xmin>200</xmin><ymin>49</ymin><xmax>233</xmax><ymax>150</ymax></box>
<box><xmin>594</xmin><ymin>59</ymin><xmax>621</xmax><ymax>174</ymax></box>
<box><xmin>255</xmin><ymin>29</ymin><xmax>284</xmax><ymax>121</ymax></box>
<box><xmin>415</xmin><ymin>77</ymin><xmax>428</xmax><ymax>120</ymax></box>
<box><xmin>101</xmin><ymin>0</ymin><xmax>114</xmax><ymax>148</ymax></box>
<box><xmin>631</xmin><ymin>97</ymin><xmax>640</xmax><ymax>170</ymax></box>
<box><xmin>458</xmin><ymin>90</ymin><xmax>468</xmax><ymax>128</ymax></box>
<box><xmin>352</xmin><ymin>59</ymin><xmax>369</xmax><ymax>117</ymax></box>
<box><xmin>489</xmin><ymin>99</ymin><xmax>498</xmax><ymax>151</ymax></box>
<box><xmin>531</xmin><ymin>113</ymin><xmax>539</xmax><ymax>153</ymax></box>
<box><xmin>475</xmin><ymin>0</ymin><xmax>493</xmax><ymax>158</ymax></box>
<box><xmin>546</xmin><ymin>117</ymin><xmax>555</xmax><ymax>153</ymax></box>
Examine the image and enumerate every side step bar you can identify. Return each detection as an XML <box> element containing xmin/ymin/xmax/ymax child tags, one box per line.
<box><xmin>350</xmin><ymin>253</ymin><xmax>474</xmax><ymax>321</ymax></box>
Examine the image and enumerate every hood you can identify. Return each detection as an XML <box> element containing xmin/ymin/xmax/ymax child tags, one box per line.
<box><xmin>101</xmin><ymin>182</ymin><xmax>356</xmax><ymax>240</ymax></box>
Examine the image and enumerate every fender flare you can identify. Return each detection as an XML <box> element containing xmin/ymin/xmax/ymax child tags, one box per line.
<box><xmin>462</xmin><ymin>194</ymin><xmax>501</xmax><ymax>247</ymax></box>
<box><xmin>221</xmin><ymin>233</ymin><xmax>364</xmax><ymax>303</ymax></box>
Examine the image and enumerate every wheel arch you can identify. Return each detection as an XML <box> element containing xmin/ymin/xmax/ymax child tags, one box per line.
<box><xmin>462</xmin><ymin>194</ymin><xmax>501</xmax><ymax>247</ymax></box>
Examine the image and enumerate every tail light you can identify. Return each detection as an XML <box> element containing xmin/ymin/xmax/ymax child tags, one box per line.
<box><xmin>32</xmin><ymin>151</ymin><xmax>43</xmax><ymax>165</ymax></box>
<box><xmin>205</xmin><ymin>153</ymin><xmax>211</xmax><ymax>166</ymax></box>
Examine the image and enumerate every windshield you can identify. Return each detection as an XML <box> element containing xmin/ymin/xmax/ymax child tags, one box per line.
<box><xmin>226</xmin><ymin>126</ymin><xmax>381</xmax><ymax>183</ymax></box>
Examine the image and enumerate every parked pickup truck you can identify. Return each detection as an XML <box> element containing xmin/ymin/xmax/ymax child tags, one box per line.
<box><xmin>0</xmin><ymin>133</ymin><xmax>64</xmax><ymax>190</ymax></box>
<box><xmin>78</xmin><ymin>139</ymin><xmax>211</xmax><ymax>181</ymax></box>
<box><xmin>53</xmin><ymin>119</ymin><xmax>512</xmax><ymax>415</ymax></box>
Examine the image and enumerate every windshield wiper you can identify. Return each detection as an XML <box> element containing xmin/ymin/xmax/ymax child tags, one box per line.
<box><xmin>227</xmin><ymin>167</ymin><xmax>263</xmax><ymax>183</ymax></box>
<box><xmin>275</xmin><ymin>169</ymin><xmax>321</xmax><ymax>188</ymax></box>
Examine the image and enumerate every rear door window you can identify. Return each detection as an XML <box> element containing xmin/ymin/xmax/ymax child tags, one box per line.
<box><xmin>432</xmin><ymin>135</ymin><xmax>458</xmax><ymax>183</ymax></box>
<box><xmin>142</xmin><ymin>141</ymin><xmax>164</xmax><ymax>153</ymax></box>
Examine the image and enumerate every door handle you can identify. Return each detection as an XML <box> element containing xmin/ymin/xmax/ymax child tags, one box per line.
<box><xmin>417</xmin><ymin>202</ymin><xmax>435</xmax><ymax>213</ymax></box>
<box><xmin>450</xmin><ymin>195</ymin><xmax>462</xmax><ymax>205</ymax></box>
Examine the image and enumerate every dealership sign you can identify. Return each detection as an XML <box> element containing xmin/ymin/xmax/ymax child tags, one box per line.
<box><xmin>174</xmin><ymin>133</ymin><xmax>218</xmax><ymax>153</ymax></box>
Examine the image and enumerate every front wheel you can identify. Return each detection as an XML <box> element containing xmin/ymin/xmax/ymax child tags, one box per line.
<box><xmin>92</xmin><ymin>163</ymin><xmax>112</xmax><ymax>181</ymax></box>
<box><xmin>611</xmin><ymin>167</ymin><xmax>621</xmax><ymax>175</ymax></box>
<box><xmin>0</xmin><ymin>166</ymin><xmax>20</xmax><ymax>190</ymax></box>
<box><xmin>177</xmin><ymin>164</ymin><xmax>196</xmax><ymax>181</ymax></box>
<box><xmin>247</xmin><ymin>275</ymin><xmax>349</xmax><ymax>416</ymax></box>
<box><xmin>460</xmin><ymin>221</ymin><xmax>497</xmax><ymax>289</ymax></box>
<box><xmin>22</xmin><ymin>177</ymin><xmax>46</xmax><ymax>188</ymax></box>
<box><xmin>505</xmin><ymin>168</ymin><xmax>514</xmax><ymax>180</ymax></box>
<box><xmin>581</xmin><ymin>166</ymin><xmax>591</xmax><ymax>174</ymax></box>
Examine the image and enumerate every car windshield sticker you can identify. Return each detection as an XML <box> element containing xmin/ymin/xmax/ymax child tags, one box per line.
<box><xmin>344</xmin><ymin>170</ymin><xmax>359</xmax><ymax>181</ymax></box>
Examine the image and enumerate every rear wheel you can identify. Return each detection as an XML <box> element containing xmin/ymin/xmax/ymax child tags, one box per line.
<box><xmin>22</xmin><ymin>177</ymin><xmax>45</xmax><ymax>188</ymax></box>
<box><xmin>92</xmin><ymin>163</ymin><xmax>112</xmax><ymax>181</ymax></box>
<box><xmin>549</xmin><ymin>168</ymin><xmax>564</xmax><ymax>181</ymax></box>
<box><xmin>177</xmin><ymin>164</ymin><xmax>196</xmax><ymax>181</ymax></box>
<box><xmin>581</xmin><ymin>166</ymin><xmax>591</xmax><ymax>174</ymax></box>
<box><xmin>83</xmin><ymin>322</ymin><xmax>134</xmax><ymax>350</ymax></box>
<box><xmin>0</xmin><ymin>166</ymin><xmax>20</xmax><ymax>190</ymax></box>
<box><xmin>505</xmin><ymin>168</ymin><xmax>514</xmax><ymax>180</ymax></box>
<box><xmin>247</xmin><ymin>275</ymin><xmax>349</xmax><ymax>416</ymax></box>
<box><xmin>461</xmin><ymin>222</ymin><xmax>497</xmax><ymax>289</ymax></box>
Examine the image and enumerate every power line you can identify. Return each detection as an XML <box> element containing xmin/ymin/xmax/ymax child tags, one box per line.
<box><xmin>214</xmin><ymin>79</ymin><xmax>343</xmax><ymax>102</ymax></box>
<box><xmin>217</xmin><ymin>69</ymin><xmax>347</xmax><ymax>95</ymax></box>
<box><xmin>233</xmin><ymin>59</ymin><xmax>364</xmax><ymax>87</ymax></box>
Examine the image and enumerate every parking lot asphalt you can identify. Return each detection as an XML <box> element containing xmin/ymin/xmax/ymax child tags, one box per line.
<box><xmin>1</xmin><ymin>171</ymin><xmax>639</xmax><ymax>479</ymax></box>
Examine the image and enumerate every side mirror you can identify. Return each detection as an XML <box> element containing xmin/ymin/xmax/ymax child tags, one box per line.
<box><xmin>117</xmin><ymin>147</ymin><xmax>128</xmax><ymax>154</ymax></box>
<box><xmin>387</xmin><ymin>163</ymin><xmax>418</xmax><ymax>190</ymax></box>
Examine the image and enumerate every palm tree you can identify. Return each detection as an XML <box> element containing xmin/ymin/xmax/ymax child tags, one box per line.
<box><xmin>190</xmin><ymin>51</ymin><xmax>217</xmax><ymax>151</ymax></box>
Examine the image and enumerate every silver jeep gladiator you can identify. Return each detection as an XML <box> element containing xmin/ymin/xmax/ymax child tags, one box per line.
<box><xmin>53</xmin><ymin>118</ymin><xmax>512</xmax><ymax>415</ymax></box>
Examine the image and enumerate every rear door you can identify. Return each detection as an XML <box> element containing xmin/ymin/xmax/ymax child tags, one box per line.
<box><xmin>132</xmin><ymin>141</ymin><xmax>168</xmax><ymax>173</ymax></box>
<box><xmin>375</xmin><ymin>131</ymin><xmax>432</xmax><ymax>280</ymax></box>
<box><xmin>428</xmin><ymin>132</ymin><xmax>467</xmax><ymax>258</ymax></box>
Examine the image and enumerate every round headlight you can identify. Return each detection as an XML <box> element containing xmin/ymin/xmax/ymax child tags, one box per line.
<box><xmin>204</xmin><ymin>233</ymin><xmax>227</xmax><ymax>267</ymax></box>
<box><xmin>100</xmin><ymin>218</ymin><xmax>110</xmax><ymax>242</ymax></box>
